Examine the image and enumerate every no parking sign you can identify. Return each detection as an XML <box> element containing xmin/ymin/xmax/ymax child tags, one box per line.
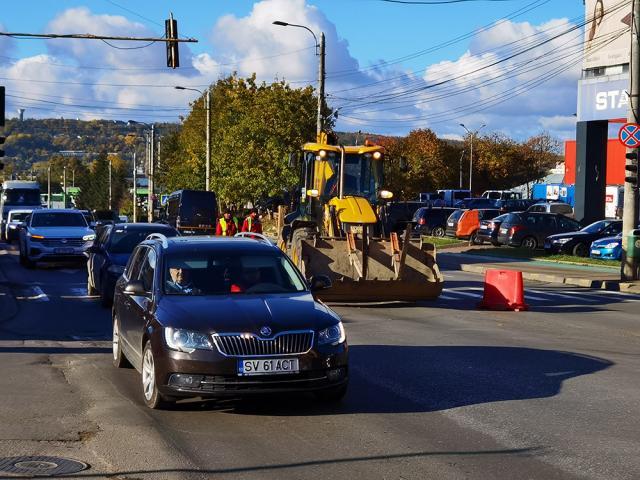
<box><xmin>618</xmin><ymin>123</ymin><xmax>640</xmax><ymax>148</ymax></box>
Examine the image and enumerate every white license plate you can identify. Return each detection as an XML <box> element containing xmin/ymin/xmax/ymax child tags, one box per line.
<box><xmin>480</xmin><ymin>225</ymin><xmax>487</xmax><ymax>230</ymax></box>
<box><xmin>591</xmin><ymin>249</ymin><xmax>600</xmax><ymax>256</ymax></box>
<box><xmin>54</xmin><ymin>247</ymin><xmax>75</xmax><ymax>254</ymax></box>
<box><xmin>500</xmin><ymin>228</ymin><xmax>508</xmax><ymax>234</ymax></box>
<box><xmin>238</xmin><ymin>358</ymin><xmax>299</xmax><ymax>376</ymax></box>
<box><xmin>447</xmin><ymin>222</ymin><xmax>454</xmax><ymax>227</ymax></box>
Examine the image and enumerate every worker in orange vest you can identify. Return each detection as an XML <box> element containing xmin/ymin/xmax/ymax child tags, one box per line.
<box><xmin>241</xmin><ymin>208</ymin><xmax>262</xmax><ymax>234</ymax></box>
<box><xmin>216</xmin><ymin>210</ymin><xmax>239</xmax><ymax>236</ymax></box>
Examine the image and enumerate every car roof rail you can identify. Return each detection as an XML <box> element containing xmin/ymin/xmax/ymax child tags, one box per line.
<box><xmin>234</xmin><ymin>232</ymin><xmax>275</xmax><ymax>246</ymax></box>
<box><xmin>146</xmin><ymin>232</ymin><xmax>169</xmax><ymax>248</ymax></box>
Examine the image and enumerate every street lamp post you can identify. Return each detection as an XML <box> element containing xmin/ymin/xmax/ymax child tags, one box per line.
<box><xmin>175</xmin><ymin>86</ymin><xmax>211</xmax><ymax>191</ymax></box>
<box><xmin>132</xmin><ymin>152</ymin><xmax>137</xmax><ymax>223</ymax></box>
<box><xmin>47</xmin><ymin>164</ymin><xmax>51</xmax><ymax>208</ymax></box>
<box><xmin>459</xmin><ymin>123</ymin><xmax>486</xmax><ymax>193</ymax></box>
<box><xmin>273</xmin><ymin>21</ymin><xmax>325</xmax><ymax>140</ymax></box>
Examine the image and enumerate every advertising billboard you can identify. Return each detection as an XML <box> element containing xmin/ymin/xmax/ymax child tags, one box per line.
<box><xmin>584</xmin><ymin>0</ymin><xmax>631</xmax><ymax>69</ymax></box>
<box><xmin>577</xmin><ymin>75</ymin><xmax>628</xmax><ymax>121</ymax></box>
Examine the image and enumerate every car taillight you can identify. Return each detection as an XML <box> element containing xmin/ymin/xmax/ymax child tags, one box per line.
<box><xmin>509</xmin><ymin>225</ymin><xmax>524</xmax><ymax>236</ymax></box>
<box><xmin>418</xmin><ymin>218</ymin><xmax>426</xmax><ymax>225</ymax></box>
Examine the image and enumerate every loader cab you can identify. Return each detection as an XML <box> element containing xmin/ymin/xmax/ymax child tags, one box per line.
<box><xmin>299</xmin><ymin>144</ymin><xmax>386</xmax><ymax>206</ymax></box>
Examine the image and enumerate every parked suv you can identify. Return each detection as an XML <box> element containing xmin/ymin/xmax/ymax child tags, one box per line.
<box><xmin>544</xmin><ymin>220</ymin><xmax>623</xmax><ymax>257</ymax></box>
<box><xmin>527</xmin><ymin>201</ymin><xmax>574</xmax><ymax>218</ymax></box>
<box><xmin>87</xmin><ymin>223</ymin><xmax>179</xmax><ymax>306</ymax></box>
<box><xmin>476</xmin><ymin>213</ymin><xmax>509</xmax><ymax>246</ymax></box>
<box><xmin>18</xmin><ymin>209</ymin><xmax>95</xmax><ymax>268</ymax></box>
<box><xmin>496</xmin><ymin>212</ymin><xmax>580</xmax><ymax>249</ymax></box>
<box><xmin>112</xmin><ymin>234</ymin><xmax>348</xmax><ymax>409</ymax></box>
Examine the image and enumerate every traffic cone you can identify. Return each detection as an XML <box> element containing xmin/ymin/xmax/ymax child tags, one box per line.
<box><xmin>478</xmin><ymin>269</ymin><xmax>528</xmax><ymax>311</ymax></box>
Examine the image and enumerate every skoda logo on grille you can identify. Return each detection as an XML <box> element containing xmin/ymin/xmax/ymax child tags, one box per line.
<box><xmin>61</xmin><ymin>239</ymin><xmax>68</xmax><ymax>244</ymax></box>
<box><xmin>259</xmin><ymin>326</ymin><xmax>272</xmax><ymax>337</ymax></box>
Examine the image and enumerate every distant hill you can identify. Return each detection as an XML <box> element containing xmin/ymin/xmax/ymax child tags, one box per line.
<box><xmin>1</xmin><ymin>118</ymin><xmax>179</xmax><ymax>172</ymax></box>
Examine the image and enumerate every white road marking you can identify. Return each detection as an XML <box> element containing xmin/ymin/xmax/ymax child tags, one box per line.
<box><xmin>15</xmin><ymin>286</ymin><xmax>49</xmax><ymax>302</ymax></box>
<box><xmin>443</xmin><ymin>289</ymin><xmax>480</xmax><ymax>298</ymax></box>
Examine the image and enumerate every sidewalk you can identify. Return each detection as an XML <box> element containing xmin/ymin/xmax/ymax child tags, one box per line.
<box><xmin>438</xmin><ymin>249</ymin><xmax>640</xmax><ymax>291</ymax></box>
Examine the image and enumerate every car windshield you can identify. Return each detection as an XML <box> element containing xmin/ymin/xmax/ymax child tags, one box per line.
<box><xmin>2</xmin><ymin>189</ymin><xmax>41</xmax><ymax>206</ymax></box>
<box><xmin>581</xmin><ymin>221</ymin><xmax>611</xmax><ymax>234</ymax></box>
<box><xmin>9</xmin><ymin>212</ymin><xmax>30</xmax><ymax>222</ymax></box>
<box><xmin>164</xmin><ymin>251</ymin><xmax>307</xmax><ymax>296</ymax></box>
<box><xmin>109</xmin><ymin>228</ymin><xmax>177</xmax><ymax>254</ymax></box>
<box><xmin>31</xmin><ymin>212</ymin><xmax>87</xmax><ymax>227</ymax></box>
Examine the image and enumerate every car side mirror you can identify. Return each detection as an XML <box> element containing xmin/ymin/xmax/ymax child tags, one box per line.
<box><xmin>124</xmin><ymin>279</ymin><xmax>147</xmax><ymax>296</ymax></box>
<box><xmin>310</xmin><ymin>275</ymin><xmax>332</xmax><ymax>292</ymax></box>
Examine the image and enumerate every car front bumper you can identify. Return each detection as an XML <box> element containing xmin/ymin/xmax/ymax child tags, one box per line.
<box><xmin>26</xmin><ymin>240</ymin><xmax>92</xmax><ymax>261</ymax></box>
<box><xmin>151</xmin><ymin>336</ymin><xmax>349</xmax><ymax>398</ymax></box>
<box><xmin>590</xmin><ymin>246</ymin><xmax>621</xmax><ymax>260</ymax></box>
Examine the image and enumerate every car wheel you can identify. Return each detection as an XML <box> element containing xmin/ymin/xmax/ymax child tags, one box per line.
<box><xmin>470</xmin><ymin>231</ymin><xmax>483</xmax><ymax>245</ymax></box>
<box><xmin>112</xmin><ymin>316</ymin><xmax>131</xmax><ymax>369</ymax></box>
<box><xmin>431</xmin><ymin>226</ymin><xmax>446</xmax><ymax>237</ymax></box>
<box><xmin>572</xmin><ymin>242</ymin><xmax>588</xmax><ymax>257</ymax></box>
<box><xmin>314</xmin><ymin>383</ymin><xmax>348</xmax><ymax>403</ymax></box>
<box><xmin>141</xmin><ymin>342</ymin><xmax>173</xmax><ymax>409</ymax></box>
<box><xmin>521</xmin><ymin>236</ymin><xmax>537</xmax><ymax>250</ymax></box>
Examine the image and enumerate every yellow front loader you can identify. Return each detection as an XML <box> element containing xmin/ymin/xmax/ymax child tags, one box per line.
<box><xmin>280</xmin><ymin>138</ymin><xmax>443</xmax><ymax>302</ymax></box>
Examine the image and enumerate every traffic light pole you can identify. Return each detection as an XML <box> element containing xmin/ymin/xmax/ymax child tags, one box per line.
<box><xmin>623</xmin><ymin>0</ymin><xmax>640</xmax><ymax>281</ymax></box>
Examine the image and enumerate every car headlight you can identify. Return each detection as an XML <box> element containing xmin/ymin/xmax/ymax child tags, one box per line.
<box><xmin>164</xmin><ymin>327</ymin><xmax>213</xmax><ymax>353</ymax></box>
<box><xmin>83</xmin><ymin>233</ymin><xmax>96</xmax><ymax>241</ymax></box>
<box><xmin>318</xmin><ymin>322</ymin><xmax>346</xmax><ymax>346</ymax></box>
<box><xmin>604</xmin><ymin>242</ymin><xmax>620</xmax><ymax>249</ymax></box>
<box><xmin>554</xmin><ymin>238</ymin><xmax>571</xmax><ymax>244</ymax></box>
<box><xmin>107</xmin><ymin>264</ymin><xmax>125</xmax><ymax>275</ymax></box>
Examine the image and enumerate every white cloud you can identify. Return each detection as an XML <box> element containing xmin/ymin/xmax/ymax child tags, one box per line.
<box><xmin>1</xmin><ymin>3</ymin><xmax>582</xmax><ymax>141</ymax></box>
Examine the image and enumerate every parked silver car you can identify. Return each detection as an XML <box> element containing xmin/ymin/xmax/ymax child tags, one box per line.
<box><xmin>526</xmin><ymin>201</ymin><xmax>574</xmax><ymax>218</ymax></box>
<box><xmin>18</xmin><ymin>209</ymin><xmax>95</xmax><ymax>268</ymax></box>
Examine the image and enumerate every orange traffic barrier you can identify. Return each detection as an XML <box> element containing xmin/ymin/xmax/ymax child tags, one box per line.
<box><xmin>477</xmin><ymin>269</ymin><xmax>528</xmax><ymax>311</ymax></box>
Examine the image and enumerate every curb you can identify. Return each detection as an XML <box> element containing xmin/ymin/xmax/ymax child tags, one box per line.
<box><xmin>460</xmin><ymin>263</ymin><xmax>621</xmax><ymax>290</ymax></box>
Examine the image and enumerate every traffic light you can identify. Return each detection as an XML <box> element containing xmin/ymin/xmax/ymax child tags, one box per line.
<box><xmin>165</xmin><ymin>15</ymin><xmax>179</xmax><ymax>69</ymax></box>
<box><xmin>625</xmin><ymin>152</ymin><xmax>638</xmax><ymax>185</ymax></box>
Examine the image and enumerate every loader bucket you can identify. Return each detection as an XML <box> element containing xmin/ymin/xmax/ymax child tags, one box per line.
<box><xmin>293</xmin><ymin>237</ymin><xmax>444</xmax><ymax>302</ymax></box>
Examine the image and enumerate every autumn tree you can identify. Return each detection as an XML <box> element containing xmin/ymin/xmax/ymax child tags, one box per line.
<box><xmin>76</xmin><ymin>153</ymin><xmax>126</xmax><ymax>211</ymax></box>
<box><xmin>158</xmin><ymin>74</ymin><xmax>322</xmax><ymax>206</ymax></box>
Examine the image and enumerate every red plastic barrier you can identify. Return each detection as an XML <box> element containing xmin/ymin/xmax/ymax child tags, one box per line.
<box><xmin>477</xmin><ymin>269</ymin><xmax>528</xmax><ymax>311</ymax></box>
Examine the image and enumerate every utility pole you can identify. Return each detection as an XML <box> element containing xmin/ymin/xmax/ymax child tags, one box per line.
<box><xmin>62</xmin><ymin>166</ymin><xmax>66</xmax><ymax>208</ymax></box>
<box><xmin>47</xmin><ymin>164</ymin><xmax>51</xmax><ymax>208</ymax></box>
<box><xmin>148</xmin><ymin>124</ymin><xmax>155</xmax><ymax>222</ymax></box>
<box><xmin>460</xmin><ymin>123</ymin><xmax>486</xmax><ymax>193</ymax></box>
<box><xmin>72</xmin><ymin>169</ymin><xmax>75</xmax><ymax>187</ymax></box>
<box><xmin>133</xmin><ymin>152</ymin><xmax>137</xmax><ymax>223</ymax></box>
<box><xmin>459</xmin><ymin>150</ymin><xmax>465</xmax><ymax>189</ymax></box>
<box><xmin>623</xmin><ymin>0</ymin><xmax>640</xmax><ymax>281</ymax></box>
<box><xmin>205</xmin><ymin>89</ymin><xmax>211</xmax><ymax>191</ymax></box>
<box><xmin>108</xmin><ymin>156</ymin><xmax>112</xmax><ymax>211</ymax></box>
<box><xmin>317</xmin><ymin>32</ymin><xmax>325</xmax><ymax>140</ymax></box>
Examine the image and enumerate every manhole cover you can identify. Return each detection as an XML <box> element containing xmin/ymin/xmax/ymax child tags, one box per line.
<box><xmin>0</xmin><ymin>456</ymin><xmax>89</xmax><ymax>477</ymax></box>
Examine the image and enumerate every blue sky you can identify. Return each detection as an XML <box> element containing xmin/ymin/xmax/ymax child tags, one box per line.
<box><xmin>0</xmin><ymin>0</ymin><xmax>587</xmax><ymax>139</ymax></box>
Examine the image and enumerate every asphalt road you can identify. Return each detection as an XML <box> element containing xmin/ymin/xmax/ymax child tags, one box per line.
<box><xmin>0</xmin><ymin>243</ymin><xmax>639</xmax><ymax>479</ymax></box>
